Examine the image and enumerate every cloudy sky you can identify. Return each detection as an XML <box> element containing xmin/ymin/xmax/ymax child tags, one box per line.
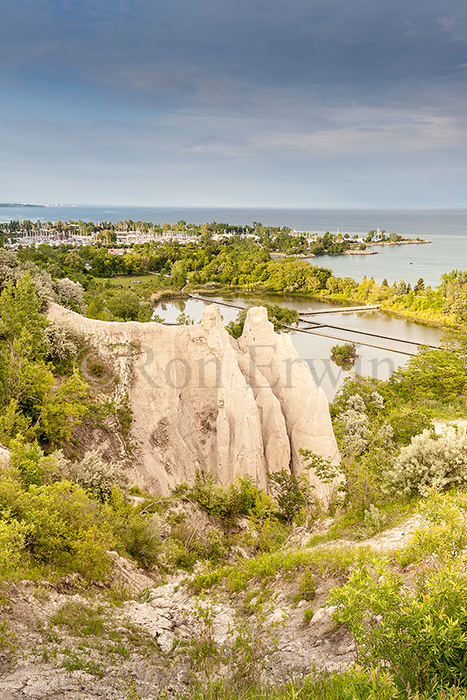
<box><xmin>2</xmin><ymin>0</ymin><xmax>467</xmax><ymax>207</ymax></box>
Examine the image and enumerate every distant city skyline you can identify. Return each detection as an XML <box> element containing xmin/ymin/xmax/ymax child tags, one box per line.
<box><xmin>2</xmin><ymin>0</ymin><xmax>467</xmax><ymax>207</ymax></box>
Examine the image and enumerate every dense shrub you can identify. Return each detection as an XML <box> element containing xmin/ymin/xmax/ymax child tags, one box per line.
<box><xmin>55</xmin><ymin>277</ymin><xmax>86</xmax><ymax>311</ymax></box>
<box><xmin>384</xmin><ymin>427</ymin><xmax>467</xmax><ymax>496</ymax></box>
<box><xmin>330</xmin><ymin>342</ymin><xmax>358</xmax><ymax>363</ymax></box>
<box><xmin>331</xmin><ymin>558</ymin><xmax>467</xmax><ymax>691</ymax></box>
<box><xmin>0</xmin><ymin>518</ymin><xmax>30</xmax><ymax>578</ymax></box>
<box><xmin>267</xmin><ymin>468</ymin><xmax>311</xmax><ymax>522</ymax></box>
<box><xmin>188</xmin><ymin>471</ymin><xmax>269</xmax><ymax>525</ymax></box>
<box><xmin>333</xmin><ymin>396</ymin><xmax>371</xmax><ymax>457</ymax></box>
<box><xmin>114</xmin><ymin>509</ymin><xmax>162</xmax><ymax>569</ymax></box>
<box><xmin>36</xmin><ymin>371</ymin><xmax>90</xmax><ymax>447</ymax></box>
<box><xmin>22</xmin><ymin>480</ymin><xmax>114</xmax><ymax>579</ymax></box>
<box><xmin>332</xmin><ymin>375</ymin><xmax>387</xmax><ymax>417</ymax></box>
<box><xmin>44</xmin><ymin>321</ymin><xmax>80</xmax><ymax>363</ymax></box>
<box><xmin>331</xmin><ymin>494</ymin><xmax>467</xmax><ymax>694</ymax></box>
<box><xmin>387</xmin><ymin>406</ymin><xmax>433</xmax><ymax>445</ymax></box>
<box><xmin>68</xmin><ymin>450</ymin><xmax>127</xmax><ymax>501</ymax></box>
<box><xmin>9</xmin><ymin>438</ymin><xmax>68</xmax><ymax>488</ymax></box>
<box><xmin>106</xmin><ymin>290</ymin><xmax>141</xmax><ymax>320</ymax></box>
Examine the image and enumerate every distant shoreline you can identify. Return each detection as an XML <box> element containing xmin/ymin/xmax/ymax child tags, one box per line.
<box><xmin>0</xmin><ymin>203</ymin><xmax>46</xmax><ymax>208</ymax></box>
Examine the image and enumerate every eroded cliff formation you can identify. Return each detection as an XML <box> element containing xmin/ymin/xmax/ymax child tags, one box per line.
<box><xmin>47</xmin><ymin>302</ymin><xmax>341</xmax><ymax>502</ymax></box>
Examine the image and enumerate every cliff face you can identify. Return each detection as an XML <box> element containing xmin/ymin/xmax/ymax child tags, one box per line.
<box><xmin>47</xmin><ymin>302</ymin><xmax>340</xmax><ymax>501</ymax></box>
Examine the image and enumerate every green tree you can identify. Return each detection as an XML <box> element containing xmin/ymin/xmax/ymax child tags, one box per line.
<box><xmin>106</xmin><ymin>290</ymin><xmax>141</xmax><ymax>320</ymax></box>
<box><xmin>0</xmin><ymin>273</ymin><xmax>47</xmax><ymax>359</ymax></box>
<box><xmin>267</xmin><ymin>469</ymin><xmax>311</xmax><ymax>522</ymax></box>
<box><xmin>414</xmin><ymin>277</ymin><xmax>425</xmax><ymax>293</ymax></box>
<box><xmin>390</xmin><ymin>346</ymin><xmax>467</xmax><ymax>401</ymax></box>
<box><xmin>96</xmin><ymin>229</ymin><xmax>116</xmax><ymax>245</ymax></box>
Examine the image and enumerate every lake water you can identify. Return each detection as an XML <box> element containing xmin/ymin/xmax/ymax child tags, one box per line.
<box><xmin>153</xmin><ymin>294</ymin><xmax>443</xmax><ymax>398</ymax></box>
<box><xmin>2</xmin><ymin>205</ymin><xmax>467</xmax><ymax>287</ymax></box>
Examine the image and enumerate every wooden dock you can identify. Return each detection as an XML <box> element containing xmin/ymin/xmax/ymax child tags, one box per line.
<box><xmin>299</xmin><ymin>304</ymin><xmax>380</xmax><ymax>316</ymax></box>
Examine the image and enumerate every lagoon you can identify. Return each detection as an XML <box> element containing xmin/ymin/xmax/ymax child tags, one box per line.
<box><xmin>153</xmin><ymin>294</ymin><xmax>443</xmax><ymax>398</ymax></box>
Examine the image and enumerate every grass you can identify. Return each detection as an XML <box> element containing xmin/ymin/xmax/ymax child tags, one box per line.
<box><xmin>0</xmin><ymin>619</ymin><xmax>18</xmax><ymax>658</ymax></box>
<box><xmin>61</xmin><ymin>650</ymin><xmax>105</xmax><ymax>677</ymax></box>
<box><xmin>191</xmin><ymin>541</ymin><xmax>385</xmax><ymax>593</ymax></box>
<box><xmin>46</xmin><ymin>598</ymin><xmax>160</xmax><ymax>675</ymax></box>
<box><xmin>301</xmin><ymin>497</ymin><xmax>419</xmax><ymax>549</ymax></box>
<box><xmin>101</xmin><ymin>273</ymin><xmax>166</xmax><ymax>288</ymax></box>
<box><xmin>145</xmin><ymin>669</ymin><xmax>467</xmax><ymax>700</ymax></box>
<box><xmin>50</xmin><ymin>601</ymin><xmax>106</xmax><ymax>636</ymax></box>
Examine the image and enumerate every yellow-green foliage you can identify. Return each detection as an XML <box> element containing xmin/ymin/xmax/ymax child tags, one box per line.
<box><xmin>22</xmin><ymin>480</ymin><xmax>115</xmax><ymax>579</ymax></box>
<box><xmin>330</xmin><ymin>492</ymin><xmax>467</xmax><ymax>693</ymax></box>
<box><xmin>0</xmin><ymin>518</ymin><xmax>30</xmax><ymax>578</ymax></box>
<box><xmin>191</xmin><ymin>543</ymin><xmax>382</xmax><ymax>593</ymax></box>
<box><xmin>188</xmin><ymin>471</ymin><xmax>274</xmax><ymax>525</ymax></box>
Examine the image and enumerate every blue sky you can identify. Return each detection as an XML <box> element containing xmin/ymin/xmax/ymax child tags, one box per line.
<box><xmin>2</xmin><ymin>0</ymin><xmax>467</xmax><ymax>207</ymax></box>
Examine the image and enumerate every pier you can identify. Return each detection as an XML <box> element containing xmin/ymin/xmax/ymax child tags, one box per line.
<box><xmin>299</xmin><ymin>304</ymin><xmax>380</xmax><ymax>315</ymax></box>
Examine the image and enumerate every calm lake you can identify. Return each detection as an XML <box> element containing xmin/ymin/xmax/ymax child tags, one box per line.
<box><xmin>153</xmin><ymin>294</ymin><xmax>443</xmax><ymax>398</ymax></box>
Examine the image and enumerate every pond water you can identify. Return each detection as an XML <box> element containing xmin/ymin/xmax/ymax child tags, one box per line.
<box><xmin>153</xmin><ymin>294</ymin><xmax>443</xmax><ymax>398</ymax></box>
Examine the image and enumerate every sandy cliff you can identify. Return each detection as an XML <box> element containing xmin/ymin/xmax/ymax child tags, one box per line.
<box><xmin>47</xmin><ymin>302</ymin><xmax>340</xmax><ymax>501</ymax></box>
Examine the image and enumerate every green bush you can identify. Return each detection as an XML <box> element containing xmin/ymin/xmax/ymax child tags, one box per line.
<box><xmin>22</xmin><ymin>480</ymin><xmax>114</xmax><ymax>579</ymax></box>
<box><xmin>267</xmin><ymin>468</ymin><xmax>312</xmax><ymax>523</ymax></box>
<box><xmin>188</xmin><ymin>471</ymin><xmax>264</xmax><ymax>525</ymax></box>
<box><xmin>44</xmin><ymin>320</ymin><xmax>79</xmax><ymax>364</ymax></box>
<box><xmin>332</xmin><ymin>375</ymin><xmax>387</xmax><ymax>417</ymax></box>
<box><xmin>69</xmin><ymin>450</ymin><xmax>127</xmax><ymax>501</ymax></box>
<box><xmin>106</xmin><ymin>290</ymin><xmax>141</xmax><ymax>320</ymax></box>
<box><xmin>169</xmin><ymin>523</ymin><xmax>227</xmax><ymax>570</ymax></box>
<box><xmin>115</xmin><ymin>510</ymin><xmax>162</xmax><ymax>569</ymax></box>
<box><xmin>384</xmin><ymin>427</ymin><xmax>467</xmax><ymax>496</ymax></box>
<box><xmin>363</xmin><ymin>504</ymin><xmax>388</xmax><ymax>536</ymax></box>
<box><xmin>253</xmin><ymin>517</ymin><xmax>288</xmax><ymax>553</ymax></box>
<box><xmin>331</xmin><ymin>342</ymin><xmax>358</xmax><ymax>362</ymax></box>
<box><xmin>404</xmin><ymin>491</ymin><xmax>467</xmax><ymax>566</ymax></box>
<box><xmin>388</xmin><ymin>406</ymin><xmax>433</xmax><ymax>445</ymax></box>
<box><xmin>9</xmin><ymin>438</ymin><xmax>67</xmax><ymax>488</ymax></box>
<box><xmin>294</xmin><ymin>569</ymin><xmax>316</xmax><ymax>603</ymax></box>
<box><xmin>333</xmin><ymin>396</ymin><xmax>372</xmax><ymax>457</ymax></box>
<box><xmin>390</xmin><ymin>347</ymin><xmax>467</xmax><ymax>402</ymax></box>
<box><xmin>171</xmin><ymin>666</ymin><xmax>400</xmax><ymax>700</ymax></box>
<box><xmin>330</xmin><ymin>553</ymin><xmax>467</xmax><ymax>692</ymax></box>
<box><xmin>0</xmin><ymin>517</ymin><xmax>30</xmax><ymax>578</ymax></box>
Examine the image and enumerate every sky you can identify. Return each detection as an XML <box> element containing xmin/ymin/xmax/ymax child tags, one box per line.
<box><xmin>1</xmin><ymin>0</ymin><xmax>467</xmax><ymax>207</ymax></box>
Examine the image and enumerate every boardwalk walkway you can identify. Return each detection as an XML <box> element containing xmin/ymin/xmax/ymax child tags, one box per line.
<box><xmin>299</xmin><ymin>304</ymin><xmax>380</xmax><ymax>315</ymax></box>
